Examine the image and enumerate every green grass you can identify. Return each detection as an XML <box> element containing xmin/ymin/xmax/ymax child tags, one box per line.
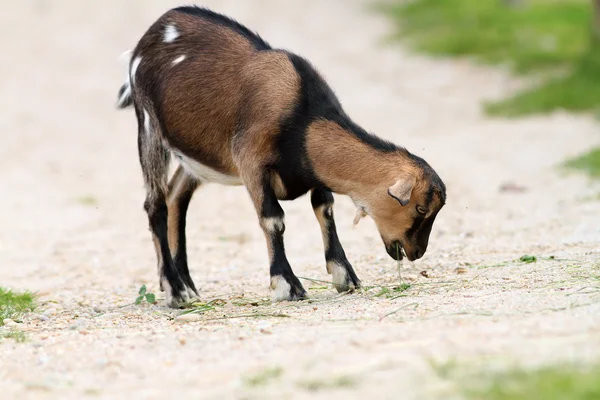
<box><xmin>0</xmin><ymin>288</ymin><xmax>35</xmax><ymax>325</ymax></box>
<box><xmin>1</xmin><ymin>330</ymin><xmax>27</xmax><ymax>343</ymax></box>
<box><xmin>243</xmin><ymin>366</ymin><xmax>283</xmax><ymax>387</ymax></box>
<box><xmin>382</xmin><ymin>0</ymin><xmax>600</xmax><ymax>117</ymax></box>
<box><xmin>565</xmin><ymin>147</ymin><xmax>600</xmax><ymax>177</ymax></box>
<box><xmin>465</xmin><ymin>364</ymin><xmax>600</xmax><ymax>400</ymax></box>
<box><xmin>297</xmin><ymin>375</ymin><xmax>357</xmax><ymax>392</ymax></box>
<box><xmin>485</xmin><ymin>49</ymin><xmax>600</xmax><ymax>116</ymax></box>
<box><xmin>76</xmin><ymin>195</ymin><xmax>98</xmax><ymax>206</ymax></box>
<box><xmin>374</xmin><ymin>283</ymin><xmax>411</xmax><ymax>298</ymax></box>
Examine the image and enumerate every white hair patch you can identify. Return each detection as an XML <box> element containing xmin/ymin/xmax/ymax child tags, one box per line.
<box><xmin>130</xmin><ymin>56</ymin><xmax>142</xmax><ymax>85</ymax></box>
<box><xmin>143</xmin><ymin>109</ymin><xmax>151</xmax><ymax>135</ymax></box>
<box><xmin>164</xmin><ymin>24</ymin><xmax>180</xmax><ymax>43</ymax></box>
<box><xmin>174</xmin><ymin>151</ymin><xmax>243</xmax><ymax>185</ymax></box>
<box><xmin>270</xmin><ymin>276</ymin><xmax>292</xmax><ymax>302</ymax></box>
<box><xmin>328</xmin><ymin>261</ymin><xmax>353</xmax><ymax>292</ymax></box>
<box><xmin>262</xmin><ymin>217</ymin><xmax>284</xmax><ymax>233</ymax></box>
<box><xmin>172</xmin><ymin>55</ymin><xmax>186</xmax><ymax>66</ymax></box>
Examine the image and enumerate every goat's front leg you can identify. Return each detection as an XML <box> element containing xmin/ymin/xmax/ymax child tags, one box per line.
<box><xmin>311</xmin><ymin>188</ymin><xmax>361</xmax><ymax>292</ymax></box>
<box><xmin>244</xmin><ymin>170</ymin><xmax>307</xmax><ymax>301</ymax></box>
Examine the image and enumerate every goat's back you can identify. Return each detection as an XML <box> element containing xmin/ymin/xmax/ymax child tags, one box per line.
<box><xmin>130</xmin><ymin>6</ymin><xmax>299</xmax><ymax>175</ymax></box>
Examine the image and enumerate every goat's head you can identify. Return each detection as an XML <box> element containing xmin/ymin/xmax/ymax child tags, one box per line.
<box><xmin>355</xmin><ymin>156</ymin><xmax>446</xmax><ymax>262</ymax></box>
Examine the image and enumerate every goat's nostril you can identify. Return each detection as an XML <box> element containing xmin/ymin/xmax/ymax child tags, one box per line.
<box><xmin>415</xmin><ymin>249</ymin><xmax>423</xmax><ymax>259</ymax></box>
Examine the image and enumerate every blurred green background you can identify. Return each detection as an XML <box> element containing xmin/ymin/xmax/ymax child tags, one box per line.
<box><xmin>382</xmin><ymin>0</ymin><xmax>600</xmax><ymax>176</ymax></box>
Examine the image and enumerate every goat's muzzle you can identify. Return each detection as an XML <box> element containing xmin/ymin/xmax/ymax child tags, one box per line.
<box><xmin>386</xmin><ymin>241</ymin><xmax>404</xmax><ymax>261</ymax></box>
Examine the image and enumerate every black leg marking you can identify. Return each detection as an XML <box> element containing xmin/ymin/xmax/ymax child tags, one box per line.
<box><xmin>145</xmin><ymin>196</ymin><xmax>188</xmax><ymax>306</ymax></box>
<box><xmin>311</xmin><ymin>188</ymin><xmax>361</xmax><ymax>292</ymax></box>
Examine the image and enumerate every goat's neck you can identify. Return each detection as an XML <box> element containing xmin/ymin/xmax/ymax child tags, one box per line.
<box><xmin>307</xmin><ymin>120</ymin><xmax>405</xmax><ymax>207</ymax></box>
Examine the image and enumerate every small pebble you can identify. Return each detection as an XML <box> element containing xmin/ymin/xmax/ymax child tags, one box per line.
<box><xmin>175</xmin><ymin>314</ymin><xmax>202</xmax><ymax>322</ymax></box>
<box><xmin>43</xmin><ymin>308</ymin><xmax>57</xmax><ymax>316</ymax></box>
<box><xmin>36</xmin><ymin>314</ymin><xmax>50</xmax><ymax>322</ymax></box>
<box><xmin>3</xmin><ymin>319</ymin><xmax>19</xmax><ymax>328</ymax></box>
<box><xmin>93</xmin><ymin>306</ymin><xmax>105</xmax><ymax>313</ymax></box>
<box><xmin>178</xmin><ymin>337</ymin><xmax>187</xmax><ymax>345</ymax></box>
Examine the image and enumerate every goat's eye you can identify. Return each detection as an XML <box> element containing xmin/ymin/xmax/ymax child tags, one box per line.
<box><xmin>416</xmin><ymin>205</ymin><xmax>428</xmax><ymax>215</ymax></box>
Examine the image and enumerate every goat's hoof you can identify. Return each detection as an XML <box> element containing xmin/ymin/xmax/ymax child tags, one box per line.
<box><xmin>161</xmin><ymin>277</ymin><xmax>191</xmax><ymax>308</ymax></box>
<box><xmin>328</xmin><ymin>261</ymin><xmax>361</xmax><ymax>293</ymax></box>
<box><xmin>270</xmin><ymin>276</ymin><xmax>307</xmax><ymax>302</ymax></box>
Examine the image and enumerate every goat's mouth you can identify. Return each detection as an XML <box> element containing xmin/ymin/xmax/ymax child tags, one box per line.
<box><xmin>386</xmin><ymin>241</ymin><xmax>405</xmax><ymax>261</ymax></box>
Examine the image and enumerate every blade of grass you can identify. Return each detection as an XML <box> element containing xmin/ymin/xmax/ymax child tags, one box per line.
<box><xmin>379</xmin><ymin>302</ymin><xmax>419</xmax><ymax>321</ymax></box>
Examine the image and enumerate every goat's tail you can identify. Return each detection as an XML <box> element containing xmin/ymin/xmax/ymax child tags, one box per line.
<box><xmin>116</xmin><ymin>49</ymin><xmax>134</xmax><ymax>109</ymax></box>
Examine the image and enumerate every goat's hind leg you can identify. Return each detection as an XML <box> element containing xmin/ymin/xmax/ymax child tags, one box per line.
<box><xmin>137</xmin><ymin>107</ymin><xmax>189</xmax><ymax>307</ymax></box>
<box><xmin>166</xmin><ymin>165</ymin><xmax>200</xmax><ymax>298</ymax></box>
<box><xmin>311</xmin><ymin>188</ymin><xmax>360</xmax><ymax>292</ymax></box>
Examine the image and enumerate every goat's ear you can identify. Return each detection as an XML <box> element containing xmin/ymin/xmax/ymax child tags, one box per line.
<box><xmin>388</xmin><ymin>175</ymin><xmax>416</xmax><ymax>206</ymax></box>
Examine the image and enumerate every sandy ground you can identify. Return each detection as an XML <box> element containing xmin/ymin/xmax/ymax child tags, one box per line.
<box><xmin>1</xmin><ymin>0</ymin><xmax>600</xmax><ymax>399</ymax></box>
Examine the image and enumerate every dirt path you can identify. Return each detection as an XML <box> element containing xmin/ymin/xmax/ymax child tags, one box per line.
<box><xmin>1</xmin><ymin>1</ymin><xmax>599</xmax><ymax>399</ymax></box>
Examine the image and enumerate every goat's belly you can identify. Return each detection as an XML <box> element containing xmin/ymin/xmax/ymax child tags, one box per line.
<box><xmin>174</xmin><ymin>151</ymin><xmax>243</xmax><ymax>186</ymax></box>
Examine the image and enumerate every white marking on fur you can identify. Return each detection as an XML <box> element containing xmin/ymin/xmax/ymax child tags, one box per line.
<box><xmin>161</xmin><ymin>277</ymin><xmax>173</xmax><ymax>306</ymax></box>
<box><xmin>143</xmin><ymin>109</ymin><xmax>151</xmax><ymax>135</ymax></box>
<box><xmin>130</xmin><ymin>56</ymin><xmax>142</xmax><ymax>85</ymax></box>
<box><xmin>172</xmin><ymin>55</ymin><xmax>186</xmax><ymax>66</ymax></box>
<box><xmin>164</xmin><ymin>24</ymin><xmax>180</xmax><ymax>43</ymax></box>
<box><xmin>174</xmin><ymin>151</ymin><xmax>243</xmax><ymax>185</ymax></box>
<box><xmin>327</xmin><ymin>261</ymin><xmax>353</xmax><ymax>292</ymax></box>
<box><xmin>270</xmin><ymin>276</ymin><xmax>292</xmax><ymax>302</ymax></box>
<box><xmin>262</xmin><ymin>217</ymin><xmax>284</xmax><ymax>233</ymax></box>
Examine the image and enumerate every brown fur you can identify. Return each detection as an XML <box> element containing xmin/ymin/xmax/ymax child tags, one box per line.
<box><xmin>133</xmin><ymin>11</ymin><xmax>300</xmax><ymax>180</ymax></box>
<box><xmin>306</xmin><ymin>120</ymin><xmax>444</xmax><ymax>258</ymax></box>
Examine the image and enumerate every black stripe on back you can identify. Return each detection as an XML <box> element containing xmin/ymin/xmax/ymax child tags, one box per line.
<box><xmin>174</xmin><ymin>6</ymin><xmax>271</xmax><ymax>51</ymax></box>
<box><xmin>286</xmin><ymin>53</ymin><xmax>399</xmax><ymax>153</ymax></box>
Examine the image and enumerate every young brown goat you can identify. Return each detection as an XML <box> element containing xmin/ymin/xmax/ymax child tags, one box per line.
<box><xmin>117</xmin><ymin>6</ymin><xmax>446</xmax><ymax>307</ymax></box>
